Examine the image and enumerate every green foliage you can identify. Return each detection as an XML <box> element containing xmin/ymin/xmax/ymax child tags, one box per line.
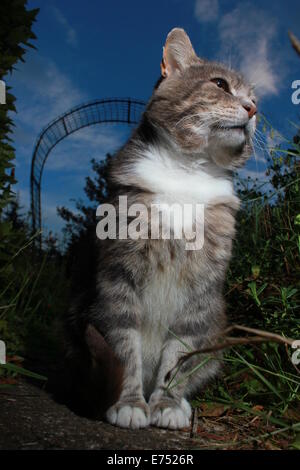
<box><xmin>193</xmin><ymin>124</ymin><xmax>300</xmax><ymax>439</ymax></box>
<box><xmin>58</xmin><ymin>154</ymin><xmax>113</xmax><ymax>242</ymax></box>
<box><xmin>226</xmin><ymin>126</ymin><xmax>300</xmax><ymax>338</ymax></box>
<box><xmin>0</xmin><ymin>199</ymin><xmax>69</xmax><ymax>388</ymax></box>
<box><xmin>0</xmin><ymin>0</ymin><xmax>38</xmax><ymax>285</ymax></box>
<box><xmin>0</xmin><ymin>224</ymin><xmax>69</xmax><ymax>359</ymax></box>
<box><xmin>0</xmin><ymin>0</ymin><xmax>39</xmax><ymax>76</ymax></box>
<box><xmin>0</xmin><ymin>2</ymin><xmax>59</xmax><ymax>383</ymax></box>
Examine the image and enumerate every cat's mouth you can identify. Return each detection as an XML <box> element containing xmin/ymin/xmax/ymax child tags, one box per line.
<box><xmin>216</xmin><ymin>123</ymin><xmax>251</xmax><ymax>142</ymax></box>
<box><xmin>221</xmin><ymin>124</ymin><xmax>247</xmax><ymax>131</ymax></box>
<box><xmin>211</xmin><ymin>120</ymin><xmax>248</xmax><ymax>134</ymax></box>
<box><xmin>209</xmin><ymin>122</ymin><xmax>249</xmax><ymax>151</ymax></box>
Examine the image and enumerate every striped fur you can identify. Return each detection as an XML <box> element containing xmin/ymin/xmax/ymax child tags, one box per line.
<box><xmin>65</xmin><ymin>28</ymin><xmax>256</xmax><ymax>430</ymax></box>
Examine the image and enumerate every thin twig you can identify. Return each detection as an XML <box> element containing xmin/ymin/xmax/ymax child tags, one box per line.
<box><xmin>224</xmin><ymin>324</ymin><xmax>295</xmax><ymax>346</ymax></box>
<box><xmin>175</xmin><ymin>324</ymin><xmax>296</xmax><ymax>367</ymax></box>
<box><xmin>190</xmin><ymin>408</ymin><xmax>198</xmax><ymax>439</ymax></box>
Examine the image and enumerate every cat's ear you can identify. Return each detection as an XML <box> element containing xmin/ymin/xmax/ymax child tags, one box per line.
<box><xmin>161</xmin><ymin>28</ymin><xmax>199</xmax><ymax>78</ymax></box>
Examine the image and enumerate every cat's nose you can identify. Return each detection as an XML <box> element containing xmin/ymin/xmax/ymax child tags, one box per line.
<box><xmin>242</xmin><ymin>100</ymin><xmax>257</xmax><ymax>119</ymax></box>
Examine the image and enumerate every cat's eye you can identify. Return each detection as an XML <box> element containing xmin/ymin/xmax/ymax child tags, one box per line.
<box><xmin>211</xmin><ymin>78</ymin><xmax>230</xmax><ymax>93</ymax></box>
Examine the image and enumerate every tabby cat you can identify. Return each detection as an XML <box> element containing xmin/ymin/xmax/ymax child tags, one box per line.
<box><xmin>65</xmin><ymin>28</ymin><xmax>257</xmax><ymax>430</ymax></box>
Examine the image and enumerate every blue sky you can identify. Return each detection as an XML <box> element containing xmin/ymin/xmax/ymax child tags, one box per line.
<box><xmin>7</xmin><ymin>0</ymin><xmax>300</xmax><ymax>239</ymax></box>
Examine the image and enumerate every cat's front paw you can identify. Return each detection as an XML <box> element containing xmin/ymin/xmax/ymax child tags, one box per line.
<box><xmin>149</xmin><ymin>392</ymin><xmax>191</xmax><ymax>430</ymax></box>
<box><xmin>106</xmin><ymin>400</ymin><xmax>150</xmax><ymax>429</ymax></box>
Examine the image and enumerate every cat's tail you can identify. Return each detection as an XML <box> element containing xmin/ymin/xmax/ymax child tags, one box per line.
<box><xmin>56</xmin><ymin>324</ymin><xmax>123</xmax><ymax>419</ymax></box>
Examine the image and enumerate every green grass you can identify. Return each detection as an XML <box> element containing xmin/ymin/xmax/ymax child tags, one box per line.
<box><xmin>191</xmin><ymin>122</ymin><xmax>299</xmax><ymax>448</ymax></box>
<box><xmin>0</xmin><ymin>230</ymin><xmax>69</xmax><ymax>384</ymax></box>
<box><xmin>190</xmin><ymin>345</ymin><xmax>300</xmax><ymax>449</ymax></box>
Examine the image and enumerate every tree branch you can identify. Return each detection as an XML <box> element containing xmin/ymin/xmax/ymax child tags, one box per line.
<box><xmin>175</xmin><ymin>324</ymin><xmax>296</xmax><ymax>368</ymax></box>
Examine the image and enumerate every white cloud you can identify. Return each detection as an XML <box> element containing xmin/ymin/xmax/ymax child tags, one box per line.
<box><xmin>51</xmin><ymin>6</ymin><xmax>78</xmax><ymax>47</ymax></box>
<box><xmin>8</xmin><ymin>53</ymin><xmax>133</xmax><ymax>236</ymax></box>
<box><xmin>16</xmin><ymin>55</ymin><xmax>85</xmax><ymax>127</ymax></box>
<box><xmin>9</xmin><ymin>53</ymin><xmax>87</xmax><ymax>153</ymax></box>
<box><xmin>47</xmin><ymin>126</ymin><xmax>128</xmax><ymax>171</ymax></box>
<box><xmin>17</xmin><ymin>188</ymin><xmax>30</xmax><ymax>211</ymax></box>
<box><xmin>218</xmin><ymin>4</ymin><xmax>279</xmax><ymax>98</ymax></box>
<box><xmin>194</xmin><ymin>0</ymin><xmax>219</xmax><ymax>23</ymax></box>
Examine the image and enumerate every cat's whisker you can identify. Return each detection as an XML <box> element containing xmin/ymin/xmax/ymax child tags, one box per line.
<box><xmin>254</xmin><ymin>129</ymin><xmax>267</xmax><ymax>143</ymax></box>
<box><xmin>251</xmin><ymin>138</ymin><xmax>264</xmax><ymax>157</ymax></box>
<box><xmin>250</xmin><ymin>139</ymin><xmax>262</xmax><ymax>175</ymax></box>
<box><xmin>252</xmin><ymin>131</ymin><xmax>266</xmax><ymax>147</ymax></box>
<box><xmin>252</xmin><ymin>133</ymin><xmax>273</xmax><ymax>158</ymax></box>
<box><xmin>255</xmin><ymin>129</ymin><xmax>270</xmax><ymax>147</ymax></box>
<box><xmin>174</xmin><ymin>113</ymin><xmax>222</xmax><ymax>132</ymax></box>
<box><xmin>252</xmin><ymin>136</ymin><xmax>265</xmax><ymax>153</ymax></box>
<box><xmin>175</xmin><ymin>114</ymin><xmax>202</xmax><ymax>128</ymax></box>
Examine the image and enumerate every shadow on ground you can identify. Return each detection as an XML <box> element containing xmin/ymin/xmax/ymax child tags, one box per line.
<box><xmin>0</xmin><ymin>380</ymin><xmax>199</xmax><ymax>450</ymax></box>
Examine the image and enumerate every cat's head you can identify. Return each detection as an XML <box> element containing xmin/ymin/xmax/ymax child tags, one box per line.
<box><xmin>147</xmin><ymin>28</ymin><xmax>257</xmax><ymax>169</ymax></box>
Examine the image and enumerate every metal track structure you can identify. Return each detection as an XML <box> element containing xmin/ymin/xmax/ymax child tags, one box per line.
<box><xmin>30</xmin><ymin>98</ymin><xmax>145</xmax><ymax>243</ymax></box>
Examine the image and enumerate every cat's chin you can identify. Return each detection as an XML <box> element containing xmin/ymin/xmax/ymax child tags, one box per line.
<box><xmin>214</xmin><ymin>127</ymin><xmax>247</xmax><ymax>147</ymax></box>
<box><xmin>207</xmin><ymin>129</ymin><xmax>249</xmax><ymax>168</ymax></box>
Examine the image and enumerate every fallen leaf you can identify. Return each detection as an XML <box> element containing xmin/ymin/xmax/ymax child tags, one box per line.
<box><xmin>197</xmin><ymin>427</ymin><xmax>235</xmax><ymax>442</ymax></box>
<box><xmin>252</xmin><ymin>405</ymin><xmax>264</xmax><ymax>412</ymax></box>
<box><xmin>181</xmin><ymin>427</ymin><xmax>190</xmax><ymax>433</ymax></box>
<box><xmin>283</xmin><ymin>406</ymin><xmax>300</xmax><ymax>421</ymax></box>
<box><xmin>7</xmin><ymin>355</ymin><xmax>24</xmax><ymax>365</ymax></box>
<box><xmin>0</xmin><ymin>377</ymin><xmax>18</xmax><ymax>385</ymax></box>
<box><xmin>197</xmin><ymin>430</ymin><xmax>229</xmax><ymax>441</ymax></box>
<box><xmin>199</xmin><ymin>403</ymin><xmax>228</xmax><ymax>417</ymax></box>
<box><xmin>265</xmin><ymin>440</ymin><xmax>280</xmax><ymax>450</ymax></box>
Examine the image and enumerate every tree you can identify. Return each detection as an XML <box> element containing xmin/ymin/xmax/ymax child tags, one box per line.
<box><xmin>57</xmin><ymin>153</ymin><xmax>113</xmax><ymax>283</ymax></box>
<box><xmin>58</xmin><ymin>153</ymin><xmax>113</xmax><ymax>244</ymax></box>
<box><xmin>0</xmin><ymin>0</ymin><xmax>39</xmax><ymax>260</ymax></box>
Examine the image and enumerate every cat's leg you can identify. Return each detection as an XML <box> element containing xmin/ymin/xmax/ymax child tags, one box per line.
<box><xmin>149</xmin><ymin>328</ymin><xmax>221</xmax><ymax>430</ymax></box>
<box><xmin>105</xmin><ymin>327</ymin><xmax>150</xmax><ymax>429</ymax></box>
<box><xmin>92</xmin><ymin>240</ymin><xmax>150</xmax><ymax>429</ymax></box>
<box><xmin>149</xmin><ymin>335</ymin><xmax>193</xmax><ymax>430</ymax></box>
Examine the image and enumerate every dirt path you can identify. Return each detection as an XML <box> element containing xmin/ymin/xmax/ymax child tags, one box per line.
<box><xmin>1</xmin><ymin>379</ymin><xmax>292</xmax><ymax>450</ymax></box>
<box><xmin>0</xmin><ymin>380</ymin><xmax>201</xmax><ymax>450</ymax></box>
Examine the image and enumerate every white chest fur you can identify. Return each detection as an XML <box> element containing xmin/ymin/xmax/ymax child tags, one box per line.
<box><xmin>132</xmin><ymin>145</ymin><xmax>235</xmax><ymax>246</ymax></box>
<box><xmin>133</xmin><ymin>145</ymin><xmax>234</xmax><ymax>205</ymax></box>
